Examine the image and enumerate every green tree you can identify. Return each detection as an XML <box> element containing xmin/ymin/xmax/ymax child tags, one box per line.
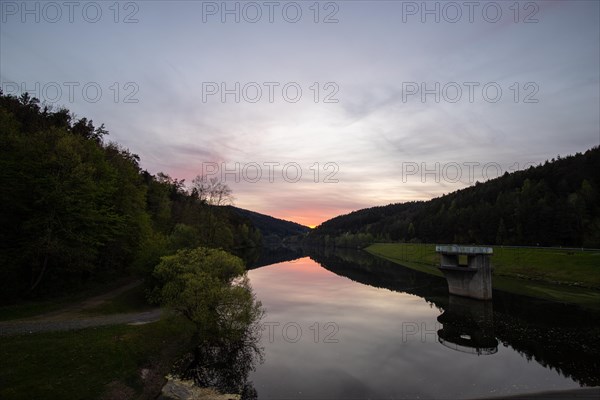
<box><xmin>168</xmin><ymin>223</ymin><xmax>201</xmax><ymax>252</ymax></box>
<box><xmin>407</xmin><ymin>223</ymin><xmax>416</xmax><ymax>240</ymax></box>
<box><xmin>3</xmin><ymin>126</ymin><xmax>122</xmax><ymax>295</ymax></box>
<box><xmin>0</xmin><ymin>91</ymin><xmax>261</xmax><ymax>303</ymax></box>
<box><xmin>496</xmin><ymin>218</ymin><xmax>507</xmax><ymax>245</ymax></box>
<box><xmin>152</xmin><ymin>247</ymin><xmax>262</xmax><ymax>339</ymax></box>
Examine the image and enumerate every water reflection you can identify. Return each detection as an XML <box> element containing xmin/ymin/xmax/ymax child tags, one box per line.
<box><xmin>245</xmin><ymin>245</ymin><xmax>305</xmax><ymax>270</ymax></box>
<box><xmin>171</xmin><ymin>279</ymin><xmax>265</xmax><ymax>399</ymax></box>
<box><xmin>176</xmin><ymin>333</ymin><xmax>263</xmax><ymax>399</ymax></box>
<box><xmin>168</xmin><ymin>245</ymin><xmax>306</xmax><ymax>399</ymax></box>
<box><xmin>437</xmin><ymin>296</ymin><xmax>498</xmax><ymax>355</ymax></box>
<box><xmin>305</xmin><ymin>247</ymin><xmax>600</xmax><ymax>387</ymax></box>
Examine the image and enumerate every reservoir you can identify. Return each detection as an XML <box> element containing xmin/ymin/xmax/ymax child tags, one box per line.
<box><xmin>246</xmin><ymin>249</ymin><xmax>599</xmax><ymax>399</ymax></box>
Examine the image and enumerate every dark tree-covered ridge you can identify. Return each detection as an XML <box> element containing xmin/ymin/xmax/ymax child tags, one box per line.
<box><xmin>0</xmin><ymin>91</ymin><xmax>262</xmax><ymax>303</ymax></box>
<box><xmin>227</xmin><ymin>206</ymin><xmax>310</xmax><ymax>243</ymax></box>
<box><xmin>309</xmin><ymin>147</ymin><xmax>600</xmax><ymax>248</ymax></box>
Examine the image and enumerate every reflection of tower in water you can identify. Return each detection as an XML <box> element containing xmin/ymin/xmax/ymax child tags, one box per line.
<box><xmin>437</xmin><ymin>295</ymin><xmax>498</xmax><ymax>356</ymax></box>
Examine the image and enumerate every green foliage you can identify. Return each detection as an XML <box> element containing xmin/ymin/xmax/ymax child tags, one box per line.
<box><xmin>132</xmin><ymin>230</ymin><xmax>168</xmax><ymax>275</ymax></box>
<box><xmin>168</xmin><ymin>224</ymin><xmax>201</xmax><ymax>252</ymax></box>
<box><xmin>0</xmin><ymin>91</ymin><xmax>262</xmax><ymax>303</ymax></box>
<box><xmin>333</xmin><ymin>232</ymin><xmax>375</xmax><ymax>248</ymax></box>
<box><xmin>152</xmin><ymin>247</ymin><xmax>264</xmax><ymax>397</ymax></box>
<box><xmin>152</xmin><ymin>247</ymin><xmax>262</xmax><ymax>340</ymax></box>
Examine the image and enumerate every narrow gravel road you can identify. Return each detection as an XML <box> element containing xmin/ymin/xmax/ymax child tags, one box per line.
<box><xmin>0</xmin><ymin>309</ymin><xmax>163</xmax><ymax>336</ymax></box>
<box><xmin>0</xmin><ymin>280</ymin><xmax>164</xmax><ymax>336</ymax></box>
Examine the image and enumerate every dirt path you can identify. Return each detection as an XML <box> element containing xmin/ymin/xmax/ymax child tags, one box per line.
<box><xmin>29</xmin><ymin>279</ymin><xmax>146</xmax><ymax>321</ymax></box>
<box><xmin>0</xmin><ymin>309</ymin><xmax>163</xmax><ymax>336</ymax></box>
<box><xmin>0</xmin><ymin>280</ymin><xmax>163</xmax><ymax>336</ymax></box>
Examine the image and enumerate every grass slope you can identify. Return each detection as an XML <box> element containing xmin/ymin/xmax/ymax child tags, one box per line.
<box><xmin>0</xmin><ymin>315</ymin><xmax>195</xmax><ymax>400</ymax></box>
<box><xmin>366</xmin><ymin>243</ymin><xmax>600</xmax><ymax>309</ymax></box>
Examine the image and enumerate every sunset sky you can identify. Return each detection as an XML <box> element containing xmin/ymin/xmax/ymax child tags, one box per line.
<box><xmin>2</xmin><ymin>0</ymin><xmax>599</xmax><ymax>227</ymax></box>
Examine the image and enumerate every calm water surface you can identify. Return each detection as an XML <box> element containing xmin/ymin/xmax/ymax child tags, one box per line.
<box><xmin>246</xmin><ymin>250</ymin><xmax>599</xmax><ymax>399</ymax></box>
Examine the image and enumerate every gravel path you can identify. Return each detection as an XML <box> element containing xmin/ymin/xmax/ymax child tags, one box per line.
<box><xmin>0</xmin><ymin>280</ymin><xmax>165</xmax><ymax>336</ymax></box>
<box><xmin>0</xmin><ymin>308</ymin><xmax>163</xmax><ymax>336</ymax></box>
<box><xmin>30</xmin><ymin>279</ymin><xmax>146</xmax><ymax>321</ymax></box>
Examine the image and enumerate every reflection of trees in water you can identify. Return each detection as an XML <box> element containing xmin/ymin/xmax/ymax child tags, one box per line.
<box><xmin>306</xmin><ymin>247</ymin><xmax>600</xmax><ymax>387</ymax></box>
<box><xmin>493</xmin><ymin>312</ymin><xmax>600</xmax><ymax>387</ymax></box>
<box><xmin>308</xmin><ymin>247</ymin><xmax>448</xmax><ymax>297</ymax></box>
<box><xmin>175</xmin><ymin>330</ymin><xmax>263</xmax><ymax>399</ymax></box>
<box><xmin>171</xmin><ymin>280</ymin><xmax>264</xmax><ymax>400</ymax></box>
<box><xmin>153</xmin><ymin>248</ymin><xmax>265</xmax><ymax>398</ymax></box>
<box><xmin>245</xmin><ymin>245</ymin><xmax>305</xmax><ymax>270</ymax></box>
<box><xmin>175</xmin><ymin>245</ymin><xmax>305</xmax><ymax>397</ymax></box>
<box><xmin>177</xmin><ymin>274</ymin><xmax>264</xmax><ymax>399</ymax></box>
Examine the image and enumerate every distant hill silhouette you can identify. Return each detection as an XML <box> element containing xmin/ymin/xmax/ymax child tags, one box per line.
<box><xmin>228</xmin><ymin>206</ymin><xmax>310</xmax><ymax>244</ymax></box>
<box><xmin>309</xmin><ymin>147</ymin><xmax>600</xmax><ymax>247</ymax></box>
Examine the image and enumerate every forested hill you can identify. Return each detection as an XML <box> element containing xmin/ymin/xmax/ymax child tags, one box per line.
<box><xmin>308</xmin><ymin>147</ymin><xmax>600</xmax><ymax>248</ymax></box>
<box><xmin>0</xmin><ymin>91</ymin><xmax>262</xmax><ymax>302</ymax></box>
<box><xmin>228</xmin><ymin>207</ymin><xmax>310</xmax><ymax>241</ymax></box>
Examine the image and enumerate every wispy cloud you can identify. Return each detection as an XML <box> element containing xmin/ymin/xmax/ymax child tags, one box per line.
<box><xmin>1</xmin><ymin>0</ymin><xmax>598</xmax><ymax>226</ymax></box>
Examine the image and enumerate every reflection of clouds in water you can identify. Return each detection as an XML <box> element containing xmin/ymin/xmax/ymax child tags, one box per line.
<box><xmin>247</xmin><ymin>254</ymin><xmax>584</xmax><ymax>399</ymax></box>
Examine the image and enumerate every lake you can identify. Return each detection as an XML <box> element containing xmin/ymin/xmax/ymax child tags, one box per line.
<box><xmin>245</xmin><ymin>248</ymin><xmax>599</xmax><ymax>399</ymax></box>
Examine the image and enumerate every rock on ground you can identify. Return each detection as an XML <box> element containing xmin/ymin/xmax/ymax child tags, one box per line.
<box><xmin>158</xmin><ymin>376</ymin><xmax>240</xmax><ymax>400</ymax></box>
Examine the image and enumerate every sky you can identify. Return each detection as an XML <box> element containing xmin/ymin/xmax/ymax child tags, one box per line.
<box><xmin>1</xmin><ymin>0</ymin><xmax>599</xmax><ymax>227</ymax></box>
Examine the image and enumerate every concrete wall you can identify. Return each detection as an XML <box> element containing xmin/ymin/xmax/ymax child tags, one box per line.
<box><xmin>438</xmin><ymin>250</ymin><xmax>492</xmax><ymax>300</ymax></box>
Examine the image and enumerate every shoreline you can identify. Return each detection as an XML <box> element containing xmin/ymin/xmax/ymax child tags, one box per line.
<box><xmin>365</xmin><ymin>243</ymin><xmax>600</xmax><ymax>310</ymax></box>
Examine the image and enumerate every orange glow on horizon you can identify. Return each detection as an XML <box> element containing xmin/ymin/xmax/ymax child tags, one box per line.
<box><xmin>162</xmin><ymin>167</ymin><xmax>352</xmax><ymax>228</ymax></box>
<box><xmin>270</xmin><ymin>210</ymin><xmax>342</xmax><ymax>229</ymax></box>
<box><xmin>263</xmin><ymin>257</ymin><xmax>338</xmax><ymax>277</ymax></box>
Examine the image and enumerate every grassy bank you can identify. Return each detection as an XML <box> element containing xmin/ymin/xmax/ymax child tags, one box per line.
<box><xmin>366</xmin><ymin>243</ymin><xmax>600</xmax><ymax>309</ymax></box>
<box><xmin>0</xmin><ymin>315</ymin><xmax>195</xmax><ymax>400</ymax></box>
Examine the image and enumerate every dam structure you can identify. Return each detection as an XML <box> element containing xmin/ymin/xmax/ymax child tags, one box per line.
<box><xmin>436</xmin><ymin>245</ymin><xmax>493</xmax><ymax>300</ymax></box>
